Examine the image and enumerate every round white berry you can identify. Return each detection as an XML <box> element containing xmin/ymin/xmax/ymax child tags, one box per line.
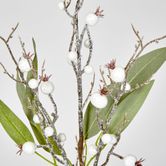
<box><xmin>89</xmin><ymin>145</ymin><xmax>97</xmax><ymax>155</ymax></box>
<box><xmin>22</xmin><ymin>142</ymin><xmax>36</xmax><ymax>154</ymax></box>
<box><xmin>86</xmin><ymin>13</ymin><xmax>98</xmax><ymax>26</ymax></box>
<box><xmin>44</xmin><ymin>126</ymin><xmax>54</xmax><ymax>137</ymax></box>
<box><xmin>40</xmin><ymin>81</ymin><xmax>54</xmax><ymax>95</ymax></box>
<box><xmin>58</xmin><ymin>133</ymin><xmax>66</xmax><ymax>142</ymax></box>
<box><xmin>33</xmin><ymin>114</ymin><xmax>43</xmax><ymax>124</ymax></box>
<box><xmin>90</xmin><ymin>93</ymin><xmax>108</xmax><ymax>109</ymax></box>
<box><xmin>124</xmin><ymin>155</ymin><xmax>137</xmax><ymax>166</ymax></box>
<box><xmin>111</xmin><ymin>67</ymin><xmax>126</xmax><ymax>83</ymax></box>
<box><xmin>28</xmin><ymin>79</ymin><xmax>38</xmax><ymax>89</ymax></box>
<box><xmin>121</xmin><ymin>82</ymin><xmax>131</xmax><ymax>92</ymax></box>
<box><xmin>18</xmin><ymin>58</ymin><xmax>31</xmax><ymax>73</ymax></box>
<box><xmin>84</xmin><ymin>39</ymin><xmax>90</xmax><ymax>48</ymax></box>
<box><xmin>84</xmin><ymin>65</ymin><xmax>94</xmax><ymax>74</ymax></box>
<box><xmin>67</xmin><ymin>51</ymin><xmax>77</xmax><ymax>62</ymax></box>
<box><xmin>58</xmin><ymin>1</ymin><xmax>65</xmax><ymax>10</ymax></box>
<box><xmin>101</xmin><ymin>134</ymin><xmax>117</xmax><ymax>145</ymax></box>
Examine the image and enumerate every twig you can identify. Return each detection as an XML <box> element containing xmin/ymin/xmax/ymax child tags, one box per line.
<box><xmin>99</xmin><ymin>67</ymin><xmax>107</xmax><ymax>87</ymax></box>
<box><xmin>126</xmin><ymin>25</ymin><xmax>166</xmax><ymax>72</ymax></box>
<box><xmin>82</xmin><ymin>74</ymin><xmax>95</xmax><ymax>109</ymax></box>
<box><xmin>131</xmin><ymin>24</ymin><xmax>143</xmax><ymax>49</ymax></box>
<box><xmin>101</xmin><ymin>136</ymin><xmax>121</xmax><ymax>166</ymax></box>
<box><xmin>48</xmin><ymin>94</ymin><xmax>58</xmax><ymax>117</ymax></box>
<box><xmin>111</xmin><ymin>152</ymin><xmax>124</xmax><ymax>160</ymax></box>
<box><xmin>63</xmin><ymin>1</ymin><xmax>74</xmax><ymax>18</ymax></box>
<box><xmin>0</xmin><ymin>25</ymin><xmax>25</xmax><ymax>81</ymax></box>
<box><xmin>0</xmin><ymin>62</ymin><xmax>25</xmax><ymax>84</ymax></box>
<box><xmin>83</xmin><ymin>26</ymin><xmax>93</xmax><ymax>67</ymax></box>
<box><xmin>6</xmin><ymin>23</ymin><xmax>19</xmax><ymax>43</ymax></box>
<box><xmin>93</xmin><ymin>140</ymin><xmax>104</xmax><ymax>166</ymax></box>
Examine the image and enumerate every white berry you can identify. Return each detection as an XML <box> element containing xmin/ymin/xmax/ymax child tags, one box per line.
<box><xmin>67</xmin><ymin>51</ymin><xmax>77</xmax><ymax>62</ymax></box>
<box><xmin>121</xmin><ymin>82</ymin><xmax>131</xmax><ymax>92</ymax></box>
<box><xmin>90</xmin><ymin>93</ymin><xmax>108</xmax><ymax>109</ymax></box>
<box><xmin>18</xmin><ymin>58</ymin><xmax>31</xmax><ymax>73</ymax></box>
<box><xmin>33</xmin><ymin>114</ymin><xmax>43</xmax><ymax>124</ymax></box>
<box><xmin>101</xmin><ymin>134</ymin><xmax>117</xmax><ymax>145</ymax></box>
<box><xmin>111</xmin><ymin>67</ymin><xmax>126</xmax><ymax>83</ymax></box>
<box><xmin>124</xmin><ymin>155</ymin><xmax>137</xmax><ymax>166</ymax></box>
<box><xmin>22</xmin><ymin>142</ymin><xmax>36</xmax><ymax>154</ymax></box>
<box><xmin>58</xmin><ymin>1</ymin><xmax>65</xmax><ymax>10</ymax></box>
<box><xmin>84</xmin><ymin>65</ymin><xmax>94</xmax><ymax>74</ymax></box>
<box><xmin>44</xmin><ymin>126</ymin><xmax>54</xmax><ymax>137</ymax></box>
<box><xmin>58</xmin><ymin>133</ymin><xmax>66</xmax><ymax>142</ymax></box>
<box><xmin>40</xmin><ymin>81</ymin><xmax>54</xmax><ymax>95</ymax></box>
<box><xmin>89</xmin><ymin>145</ymin><xmax>97</xmax><ymax>155</ymax></box>
<box><xmin>84</xmin><ymin>39</ymin><xmax>90</xmax><ymax>48</ymax></box>
<box><xmin>86</xmin><ymin>13</ymin><xmax>98</xmax><ymax>26</ymax></box>
<box><xmin>28</xmin><ymin>79</ymin><xmax>38</xmax><ymax>89</ymax></box>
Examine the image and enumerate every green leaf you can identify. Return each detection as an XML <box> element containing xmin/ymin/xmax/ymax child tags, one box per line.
<box><xmin>108</xmin><ymin>80</ymin><xmax>154</xmax><ymax>135</ymax></box>
<box><xmin>84</xmin><ymin>81</ymin><xmax>154</xmax><ymax>139</ymax></box>
<box><xmin>83</xmin><ymin>97</ymin><xmax>114</xmax><ymax>139</ymax></box>
<box><xmin>0</xmin><ymin>100</ymin><xmax>34</xmax><ymax>144</ymax></box>
<box><xmin>83</xmin><ymin>48</ymin><xmax>166</xmax><ymax>140</ymax></box>
<box><xmin>27</xmin><ymin>38</ymin><xmax>38</xmax><ymax>81</ymax></box>
<box><xmin>16</xmin><ymin>75</ymin><xmax>60</xmax><ymax>154</ymax></box>
<box><xmin>127</xmin><ymin>47</ymin><xmax>166</xmax><ymax>86</ymax></box>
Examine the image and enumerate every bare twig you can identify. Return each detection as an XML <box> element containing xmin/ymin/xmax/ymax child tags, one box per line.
<box><xmin>82</xmin><ymin>73</ymin><xmax>95</xmax><ymax>109</ymax></box>
<box><xmin>101</xmin><ymin>136</ymin><xmax>121</xmax><ymax>166</ymax></box>
<box><xmin>6</xmin><ymin>23</ymin><xmax>19</xmax><ymax>43</ymax></box>
<box><xmin>131</xmin><ymin>24</ymin><xmax>143</xmax><ymax>49</ymax></box>
<box><xmin>0</xmin><ymin>62</ymin><xmax>25</xmax><ymax>84</ymax></box>
<box><xmin>48</xmin><ymin>94</ymin><xmax>58</xmax><ymax>119</ymax></box>
<box><xmin>126</xmin><ymin>25</ymin><xmax>166</xmax><ymax>72</ymax></box>
<box><xmin>0</xmin><ymin>24</ymin><xmax>25</xmax><ymax>81</ymax></box>
<box><xmin>99</xmin><ymin>67</ymin><xmax>107</xmax><ymax>87</ymax></box>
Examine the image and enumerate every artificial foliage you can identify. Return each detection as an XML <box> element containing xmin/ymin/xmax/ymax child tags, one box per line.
<box><xmin>0</xmin><ymin>1</ymin><xmax>166</xmax><ymax>166</ymax></box>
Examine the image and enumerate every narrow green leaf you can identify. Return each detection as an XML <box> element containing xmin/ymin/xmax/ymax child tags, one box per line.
<box><xmin>109</xmin><ymin>80</ymin><xmax>154</xmax><ymax>135</ymax></box>
<box><xmin>127</xmin><ymin>47</ymin><xmax>166</xmax><ymax>86</ymax></box>
<box><xmin>27</xmin><ymin>38</ymin><xmax>38</xmax><ymax>81</ymax></box>
<box><xmin>84</xmin><ymin>81</ymin><xmax>154</xmax><ymax>139</ymax></box>
<box><xmin>16</xmin><ymin>75</ymin><xmax>60</xmax><ymax>154</ymax></box>
<box><xmin>83</xmin><ymin>48</ymin><xmax>166</xmax><ymax>140</ymax></box>
<box><xmin>0</xmin><ymin>100</ymin><xmax>34</xmax><ymax>144</ymax></box>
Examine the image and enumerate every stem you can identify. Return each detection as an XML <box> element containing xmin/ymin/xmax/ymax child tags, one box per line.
<box><xmin>86</xmin><ymin>155</ymin><xmax>96</xmax><ymax>166</ymax></box>
<box><xmin>35</xmin><ymin>152</ymin><xmax>54</xmax><ymax>165</ymax></box>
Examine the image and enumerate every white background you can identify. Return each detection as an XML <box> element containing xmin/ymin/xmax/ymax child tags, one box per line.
<box><xmin>0</xmin><ymin>0</ymin><xmax>166</xmax><ymax>165</ymax></box>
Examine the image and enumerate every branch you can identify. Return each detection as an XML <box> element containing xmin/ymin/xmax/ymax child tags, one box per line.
<box><xmin>6</xmin><ymin>23</ymin><xmax>19</xmax><ymax>43</ymax></box>
<box><xmin>126</xmin><ymin>25</ymin><xmax>166</xmax><ymax>72</ymax></box>
<box><xmin>101</xmin><ymin>136</ymin><xmax>121</xmax><ymax>166</ymax></box>
<box><xmin>93</xmin><ymin>140</ymin><xmax>104</xmax><ymax>166</ymax></box>
<box><xmin>82</xmin><ymin>73</ymin><xmax>95</xmax><ymax>109</ymax></box>
<box><xmin>131</xmin><ymin>24</ymin><xmax>143</xmax><ymax>49</ymax></box>
<box><xmin>48</xmin><ymin>94</ymin><xmax>59</xmax><ymax>123</ymax></box>
<box><xmin>0</xmin><ymin>24</ymin><xmax>25</xmax><ymax>81</ymax></box>
<box><xmin>0</xmin><ymin>62</ymin><xmax>25</xmax><ymax>84</ymax></box>
<box><xmin>83</xmin><ymin>26</ymin><xmax>93</xmax><ymax>68</ymax></box>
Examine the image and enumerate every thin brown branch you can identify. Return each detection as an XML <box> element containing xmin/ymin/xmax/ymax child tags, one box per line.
<box><xmin>131</xmin><ymin>24</ymin><xmax>143</xmax><ymax>49</ymax></box>
<box><xmin>6</xmin><ymin>23</ymin><xmax>19</xmax><ymax>43</ymax></box>
<box><xmin>0</xmin><ymin>25</ymin><xmax>25</xmax><ymax>81</ymax></box>
<box><xmin>0</xmin><ymin>62</ymin><xmax>25</xmax><ymax>84</ymax></box>
<box><xmin>126</xmin><ymin>26</ymin><xmax>166</xmax><ymax>72</ymax></box>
